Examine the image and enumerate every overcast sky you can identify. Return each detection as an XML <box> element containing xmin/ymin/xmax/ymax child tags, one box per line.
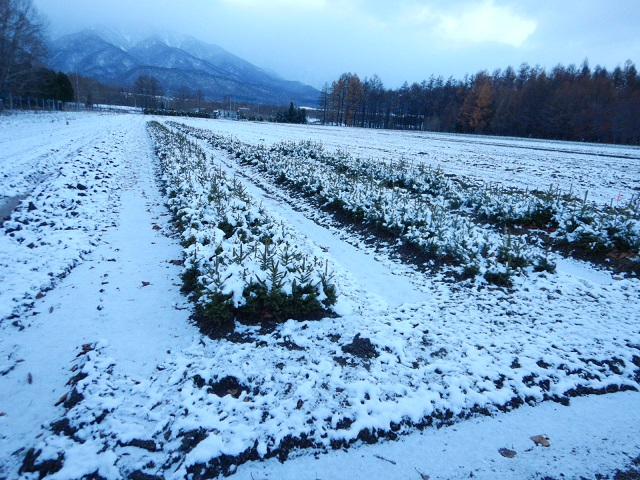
<box><xmin>33</xmin><ymin>0</ymin><xmax>640</xmax><ymax>90</ymax></box>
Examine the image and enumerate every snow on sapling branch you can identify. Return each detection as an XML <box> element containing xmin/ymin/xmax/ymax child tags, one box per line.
<box><xmin>147</xmin><ymin>121</ymin><xmax>338</xmax><ymax>334</ymax></box>
<box><xmin>173</xmin><ymin>123</ymin><xmax>549</xmax><ymax>285</ymax></box>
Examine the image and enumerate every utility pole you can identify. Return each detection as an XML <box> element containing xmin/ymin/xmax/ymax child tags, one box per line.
<box><xmin>75</xmin><ymin>71</ymin><xmax>80</xmax><ymax>110</ymax></box>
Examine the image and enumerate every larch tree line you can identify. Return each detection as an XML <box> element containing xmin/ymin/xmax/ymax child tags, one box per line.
<box><xmin>320</xmin><ymin>60</ymin><xmax>640</xmax><ymax>145</ymax></box>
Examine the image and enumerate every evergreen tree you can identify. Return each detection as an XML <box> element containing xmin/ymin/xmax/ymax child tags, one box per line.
<box><xmin>275</xmin><ymin>102</ymin><xmax>307</xmax><ymax>124</ymax></box>
<box><xmin>54</xmin><ymin>72</ymin><xmax>74</xmax><ymax>102</ymax></box>
<box><xmin>23</xmin><ymin>68</ymin><xmax>73</xmax><ymax>102</ymax></box>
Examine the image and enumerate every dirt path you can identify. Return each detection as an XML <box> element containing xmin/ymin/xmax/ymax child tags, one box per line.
<box><xmin>0</xmin><ymin>118</ymin><xmax>196</xmax><ymax>478</ymax></box>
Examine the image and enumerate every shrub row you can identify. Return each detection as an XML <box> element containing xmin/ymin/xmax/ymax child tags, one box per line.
<box><xmin>271</xmin><ymin>140</ymin><xmax>640</xmax><ymax>258</ymax></box>
<box><xmin>173</xmin><ymin>123</ymin><xmax>555</xmax><ymax>287</ymax></box>
<box><xmin>148</xmin><ymin>122</ymin><xmax>337</xmax><ymax>334</ymax></box>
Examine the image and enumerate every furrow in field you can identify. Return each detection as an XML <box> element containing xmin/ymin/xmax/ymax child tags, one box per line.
<box><xmin>0</xmin><ymin>114</ymin><xmax>142</xmax><ymax>322</ymax></box>
<box><xmin>175</xmin><ymin>122</ymin><xmax>434</xmax><ymax>312</ymax></box>
<box><xmin>11</xmin><ymin>115</ymin><xmax>639</xmax><ymax>480</ymax></box>
<box><xmin>174</xmin><ymin>121</ymin><xmax>639</xmax><ymax>282</ymax></box>
<box><xmin>171</xmin><ymin>121</ymin><xmax>561</xmax><ymax>289</ymax></box>
<box><xmin>177</xmin><ymin>118</ymin><xmax>640</xmax><ymax>206</ymax></box>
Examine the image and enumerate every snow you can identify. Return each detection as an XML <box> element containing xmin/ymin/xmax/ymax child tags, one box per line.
<box><xmin>232</xmin><ymin>391</ymin><xmax>640</xmax><ymax>480</ymax></box>
<box><xmin>0</xmin><ymin>111</ymin><xmax>197</xmax><ymax>476</ymax></box>
<box><xmin>176</xmin><ymin>119</ymin><xmax>640</xmax><ymax>206</ymax></box>
<box><xmin>0</xmin><ymin>111</ymin><xmax>639</xmax><ymax>479</ymax></box>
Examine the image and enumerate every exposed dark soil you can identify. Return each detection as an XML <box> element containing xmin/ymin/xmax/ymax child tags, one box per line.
<box><xmin>182</xmin><ymin>385</ymin><xmax>638</xmax><ymax>479</ymax></box>
<box><xmin>342</xmin><ymin>334</ymin><xmax>379</xmax><ymax>360</ymax></box>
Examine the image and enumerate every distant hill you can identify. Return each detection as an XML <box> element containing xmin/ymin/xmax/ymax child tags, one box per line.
<box><xmin>47</xmin><ymin>27</ymin><xmax>319</xmax><ymax>105</ymax></box>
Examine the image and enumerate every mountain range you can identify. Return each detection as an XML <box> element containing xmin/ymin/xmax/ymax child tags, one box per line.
<box><xmin>47</xmin><ymin>26</ymin><xmax>319</xmax><ymax>105</ymax></box>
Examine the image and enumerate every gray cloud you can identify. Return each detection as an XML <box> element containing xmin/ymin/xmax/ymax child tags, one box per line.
<box><xmin>34</xmin><ymin>0</ymin><xmax>640</xmax><ymax>89</ymax></box>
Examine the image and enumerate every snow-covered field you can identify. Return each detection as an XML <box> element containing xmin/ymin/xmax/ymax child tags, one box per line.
<box><xmin>176</xmin><ymin>118</ymin><xmax>640</xmax><ymax>206</ymax></box>
<box><xmin>0</xmin><ymin>112</ymin><xmax>639</xmax><ymax>479</ymax></box>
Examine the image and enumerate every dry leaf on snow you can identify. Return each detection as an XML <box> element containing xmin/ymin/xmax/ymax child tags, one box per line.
<box><xmin>531</xmin><ymin>435</ymin><xmax>551</xmax><ymax>447</ymax></box>
<box><xmin>141</xmin><ymin>281</ymin><xmax>152</xmax><ymax>287</ymax></box>
<box><xmin>76</xmin><ymin>343</ymin><xmax>94</xmax><ymax>357</ymax></box>
<box><xmin>499</xmin><ymin>447</ymin><xmax>517</xmax><ymax>458</ymax></box>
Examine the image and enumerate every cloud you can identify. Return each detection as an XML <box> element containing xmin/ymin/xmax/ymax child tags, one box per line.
<box><xmin>219</xmin><ymin>0</ymin><xmax>327</xmax><ymax>13</ymax></box>
<box><xmin>402</xmin><ymin>0</ymin><xmax>537</xmax><ymax>48</ymax></box>
<box><xmin>34</xmin><ymin>0</ymin><xmax>634</xmax><ymax>91</ymax></box>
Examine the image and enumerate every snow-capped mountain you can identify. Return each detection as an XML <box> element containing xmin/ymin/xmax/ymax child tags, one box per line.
<box><xmin>47</xmin><ymin>27</ymin><xmax>319</xmax><ymax>105</ymax></box>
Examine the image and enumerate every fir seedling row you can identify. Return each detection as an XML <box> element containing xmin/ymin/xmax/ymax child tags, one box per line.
<box><xmin>148</xmin><ymin>122</ymin><xmax>337</xmax><ymax>333</ymax></box>
<box><xmin>174</xmin><ymin>123</ymin><xmax>555</xmax><ymax>287</ymax></box>
<box><xmin>268</xmin><ymin>139</ymin><xmax>640</xmax><ymax>260</ymax></box>
<box><xmin>176</xmin><ymin>123</ymin><xmax>639</xmax><ymax>274</ymax></box>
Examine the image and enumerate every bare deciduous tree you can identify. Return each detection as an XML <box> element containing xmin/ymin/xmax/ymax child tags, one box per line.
<box><xmin>133</xmin><ymin>74</ymin><xmax>163</xmax><ymax>109</ymax></box>
<box><xmin>0</xmin><ymin>0</ymin><xmax>47</xmax><ymax>99</ymax></box>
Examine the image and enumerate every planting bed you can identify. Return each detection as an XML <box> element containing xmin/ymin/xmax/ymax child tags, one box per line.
<box><xmin>1</xmin><ymin>113</ymin><xmax>639</xmax><ymax>479</ymax></box>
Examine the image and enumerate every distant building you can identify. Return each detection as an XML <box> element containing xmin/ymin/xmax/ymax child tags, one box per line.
<box><xmin>216</xmin><ymin>109</ymin><xmax>239</xmax><ymax>120</ymax></box>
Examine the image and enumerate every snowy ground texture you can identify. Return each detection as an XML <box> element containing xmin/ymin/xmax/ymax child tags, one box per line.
<box><xmin>1</xmin><ymin>111</ymin><xmax>639</xmax><ymax>480</ymax></box>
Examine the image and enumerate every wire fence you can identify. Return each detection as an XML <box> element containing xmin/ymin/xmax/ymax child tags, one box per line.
<box><xmin>0</xmin><ymin>95</ymin><xmax>142</xmax><ymax>114</ymax></box>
